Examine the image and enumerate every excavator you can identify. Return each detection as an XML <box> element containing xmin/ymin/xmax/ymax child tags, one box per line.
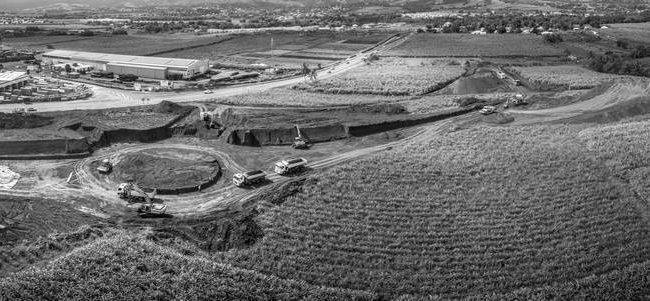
<box><xmin>117</xmin><ymin>183</ymin><xmax>167</xmax><ymax>217</ymax></box>
<box><xmin>292</xmin><ymin>124</ymin><xmax>310</xmax><ymax>150</ymax></box>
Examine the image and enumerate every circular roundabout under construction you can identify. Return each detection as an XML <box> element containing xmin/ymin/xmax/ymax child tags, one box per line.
<box><xmin>74</xmin><ymin>143</ymin><xmax>252</xmax><ymax>217</ymax></box>
<box><xmin>110</xmin><ymin>148</ymin><xmax>221</xmax><ymax>194</ymax></box>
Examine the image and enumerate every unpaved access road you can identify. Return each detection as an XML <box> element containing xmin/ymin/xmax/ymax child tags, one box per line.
<box><xmin>0</xmin><ymin>35</ymin><xmax>410</xmax><ymax>114</ymax></box>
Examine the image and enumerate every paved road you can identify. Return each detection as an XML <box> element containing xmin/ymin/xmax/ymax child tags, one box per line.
<box><xmin>0</xmin><ymin>35</ymin><xmax>408</xmax><ymax>113</ymax></box>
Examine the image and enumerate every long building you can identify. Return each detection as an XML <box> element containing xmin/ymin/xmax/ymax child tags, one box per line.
<box><xmin>0</xmin><ymin>71</ymin><xmax>30</xmax><ymax>91</ymax></box>
<box><xmin>41</xmin><ymin>50</ymin><xmax>209</xmax><ymax>80</ymax></box>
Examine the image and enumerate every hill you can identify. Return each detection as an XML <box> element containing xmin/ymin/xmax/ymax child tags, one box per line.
<box><xmin>0</xmin><ymin>230</ymin><xmax>374</xmax><ymax>300</ymax></box>
<box><xmin>221</xmin><ymin>119</ymin><xmax>650</xmax><ymax>299</ymax></box>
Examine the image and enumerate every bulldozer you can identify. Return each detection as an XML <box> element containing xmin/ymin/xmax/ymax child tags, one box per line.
<box><xmin>292</xmin><ymin>125</ymin><xmax>310</xmax><ymax>149</ymax></box>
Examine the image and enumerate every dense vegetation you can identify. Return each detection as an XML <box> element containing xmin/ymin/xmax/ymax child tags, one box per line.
<box><xmin>0</xmin><ymin>230</ymin><xmax>374</xmax><ymax>300</ymax></box>
<box><xmin>222</xmin><ymin>122</ymin><xmax>650</xmax><ymax>299</ymax></box>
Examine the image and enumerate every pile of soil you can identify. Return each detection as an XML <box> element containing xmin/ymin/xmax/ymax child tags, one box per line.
<box><xmin>442</xmin><ymin>71</ymin><xmax>510</xmax><ymax>95</ymax></box>
<box><xmin>114</xmin><ymin>149</ymin><xmax>220</xmax><ymax>192</ymax></box>
<box><xmin>153</xmin><ymin>100</ymin><xmax>193</xmax><ymax>115</ymax></box>
<box><xmin>0</xmin><ymin>113</ymin><xmax>53</xmax><ymax>129</ymax></box>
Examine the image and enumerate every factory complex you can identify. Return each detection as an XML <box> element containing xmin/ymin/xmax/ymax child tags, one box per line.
<box><xmin>41</xmin><ymin>50</ymin><xmax>209</xmax><ymax>80</ymax></box>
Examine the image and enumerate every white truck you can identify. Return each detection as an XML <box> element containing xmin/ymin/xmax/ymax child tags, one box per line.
<box><xmin>233</xmin><ymin>170</ymin><xmax>266</xmax><ymax>187</ymax></box>
<box><xmin>274</xmin><ymin>158</ymin><xmax>308</xmax><ymax>175</ymax></box>
<box><xmin>96</xmin><ymin>159</ymin><xmax>112</xmax><ymax>174</ymax></box>
<box><xmin>479</xmin><ymin>105</ymin><xmax>497</xmax><ymax>115</ymax></box>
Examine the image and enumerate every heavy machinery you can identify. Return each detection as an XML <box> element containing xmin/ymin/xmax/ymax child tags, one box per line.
<box><xmin>136</xmin><ymin>190</ymin><xmax>167</xmax><ymax>217</ymax></box>
<box><xmin>274</xmin><ymin>158</ymin><xmax>308</xmax><ymax>175</ymax></box>
<box><xmin>503</xmin><ymin>94</ymin><xmax>527</xmax><ymax>108</ymax></box>
<box><xmin>96</xmin><ymin>159</ymin><xmax>112</xmax><ymax>174</ymax></box>
<box><xmin>292</xmin><ymin>125</ymin><xmax>310</xmax><ymax>149</ymax></box>
<box><xmin>233</xmin><ymin>170</ymin><xmax>266</xmax><ymax>187</ymax></box>
<box><xmin>118</xmin><ymin>182</ymin><xmax>152</xmax><ymax>203</ymax></box>
<box><xmin>480</xmin><ymin>105</ymin><xmax>497</xmax><ymax>115</ymax></box>
<box><xmin>117</xmin><ymin>183</ymin><xmax>167</xmax><ymax>217</ymax></box>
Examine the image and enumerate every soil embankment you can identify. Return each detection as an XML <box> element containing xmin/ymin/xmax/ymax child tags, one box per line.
<box><xmin>226</xmin><ymin>106</ymin><xmax>478</xmax><ymax>146</ymax></box>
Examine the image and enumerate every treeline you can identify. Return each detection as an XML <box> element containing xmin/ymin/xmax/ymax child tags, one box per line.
<box><xmin>417</xmin><ymin>11</ymin><xmax>650</xmax><ymax>33</ymax></box>
<box><xmin>587</xmin><ymin>51</ymin><xmax>650</xmax><ymax>77</ymax></box>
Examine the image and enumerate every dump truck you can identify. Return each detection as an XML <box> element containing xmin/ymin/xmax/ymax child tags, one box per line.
<box><xmin>274</xmin><ymin>158</ymin><xmax>308</xmax><ymax>175</ymax></box>
<box><xmin>479</xmin><ymin>105</ymin><xmax>497</xmax><ymax>115</ymax></box>
<box><xmin>233</xmin><ymin>170</ymin><xmax>266</xmax><ymax>187</ymax></box>
<box><xmin>96</xmin><ymin>159</ymin><xmax>112</xmax><ymax>174</ymax></box>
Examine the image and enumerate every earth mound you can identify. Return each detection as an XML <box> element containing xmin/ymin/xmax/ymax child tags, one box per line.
<box><xmin>113</xmin><ymin>148</ymin><xmax>220</xmax><ymax>193</ymax></box>
<box><xmin>153</xmin><ymin>100</ymin><xmax>193</xmax><ymax>115</ymax></box>
<box><xmin>442</xmin><ymin>71</ymin><xmax>510</xmax><ymax>95</ymax></box>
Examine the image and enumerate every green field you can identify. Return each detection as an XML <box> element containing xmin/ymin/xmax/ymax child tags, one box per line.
<box><xmin>388</xmin><ymin>33</ymin><xmax>565</xmax><ymax>57</ymax></box>
<box><xmin>220</xmin><ymin>120</ymin><xmax>650</xmax><ymax>299</ymax></box>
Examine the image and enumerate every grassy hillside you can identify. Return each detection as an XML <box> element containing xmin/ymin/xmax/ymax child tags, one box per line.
<box><xmin>222</xmin><ymin>120</ymin><xmax>650</xmax><ymax>299</ymax></box>
<box><xmin>0</xmin><ymin>230</ymin><xmax>374</xmax><ymax>300</ymax></box>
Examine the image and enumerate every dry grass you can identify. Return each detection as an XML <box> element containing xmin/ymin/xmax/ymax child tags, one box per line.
<box><xmin>508</xmin><ymin>65</ymin><xmax>637</xmax><ymax>90</ymax></box>
<box><xmin>295</xmin><ymin>58</ymin><xmax>465</xmax><ymax>96</ymax></box>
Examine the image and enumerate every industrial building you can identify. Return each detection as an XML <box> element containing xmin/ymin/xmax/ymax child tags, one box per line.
<box><xmin>0</xmin><ymin>71</ymin><xmax>30</xmax><ymax>91</ymax></box>
<box><xmin>41</xmin><ymin>50</ymin><xmax>209</xmax><ymax>80</ymax></box>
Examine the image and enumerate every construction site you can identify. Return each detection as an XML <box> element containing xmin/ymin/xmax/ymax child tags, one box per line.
<box><xmin>0</xmin><ymin>22</ymin><xmax>649</xmax><ymax>300</ymax></box>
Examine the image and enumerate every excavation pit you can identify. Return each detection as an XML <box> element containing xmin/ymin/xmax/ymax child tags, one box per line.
<box><xmin>113</xmin><ymin>148</ymin><xmax>221</xmax><ymax>194</ymax></box>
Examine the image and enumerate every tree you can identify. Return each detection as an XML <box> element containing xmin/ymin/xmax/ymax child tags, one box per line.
<box><xmin>64</xmin><ymin>64</ymin><xmax>72</xmax><ymax>73</ymax></box>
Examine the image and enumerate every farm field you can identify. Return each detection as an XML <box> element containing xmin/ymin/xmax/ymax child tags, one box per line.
<box><xmin>4</xmin><ymin>34</ymin><xmax>232</xmax><ymax>56</ymax></box>
<box><xmin>205</xmin><ymin>88</ymin><xmax>406</xmax><ymax>107</ymax></box>
<box><xmin>401</xmin><ymin>92</ymin><xmax>517</xmax><ymax>114</ymax></box>
<box><xmin>388</xmin><ymin>33</ymin><xmax>564</xmax><ymax>57</ymax></box>
<box><xmin>294</xmin><ymin>58</ymin><xmax>466</xmax><ymax>96</ymax></box>
<box><xmin>599</xmin><ymin>22</ymin><xmax>650</xmax><ymax>43</ymax></box>
<box><xmin>0</xmin><ymin>230</ymin><xmax>373</xmax><ymax>300</ymax></box>
<box><xmin>221</xmin><ymin>121</ymin><xmax>650</xmax><ymax>299</ymax></box>
<box><xmin>507</xmin><ymin>65</ymin><xmax>638</xmax><ymax>90</ymax></box>
<box><xmin>154</xmin><ymin>32</ymin><xmax>390</xmax><ymax>65</ymax></box>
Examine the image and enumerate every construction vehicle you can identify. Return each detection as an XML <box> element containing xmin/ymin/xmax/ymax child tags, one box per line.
<box><xmin>274</xmin><ymin>158</ymin><xmax>308</xmax><ymax>175</ymax></box>
<box><xmin>118</xmin><ymin>182</ymin><xmax>153</xmax><ymax>203</ymax></box>
<box><xmin>479</xmin><ymin>105</ymin><xmax>497</xmax><ymax>115</ymax></box>
<box><xmin>117</xmin><ymin>183</ymin><xmax>167</xmax><ymax>217</ymax></box>
<box><xmin>292</xmin><ymin>125</ymin><xmax>310</xmax><ymax>149</ymax></box>
<box><xmin>136</xmin><ymin>189</ymin><xmax>167</xmax><ymax>217</ymax></box>
<box><xmin>233</xmin><ymin>170</ymin><xmax>266</xmax><ymax>187</ymax></box>
<box><xmin>503</xmin><ymin>94</ymin><xmax>527</xmax><ymax>108</ymax></box>
<box><xmin>96</xmin><ymin>159</ymin><xmax>113</xmax><ymax>174</ymax></box>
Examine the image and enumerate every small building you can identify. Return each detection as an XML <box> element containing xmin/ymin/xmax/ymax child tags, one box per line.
<box><xmin>0</xmin><ymin>71</ymin><xmax>30</xmax><ymax>91</ymax></box>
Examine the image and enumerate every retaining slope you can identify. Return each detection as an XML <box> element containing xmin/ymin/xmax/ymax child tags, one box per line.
<box><xmin>226</xmin><ymin>106</ymin><xmax>477</xmax><ymax>146</ymax></box>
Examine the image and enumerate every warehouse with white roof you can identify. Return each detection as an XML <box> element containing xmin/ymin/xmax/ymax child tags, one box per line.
<box><xmin>41</xmin><ymin>50</ymin><xmax>209</xmax><ymax>80</ymax></box>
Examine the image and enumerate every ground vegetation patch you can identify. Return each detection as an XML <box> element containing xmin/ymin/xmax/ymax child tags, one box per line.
<box><xmin>221</xmin><ymin>121</ymin><xmax>650</xmax><ymax>299</ymax></box>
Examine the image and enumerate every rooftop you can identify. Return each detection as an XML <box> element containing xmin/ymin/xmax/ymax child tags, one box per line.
<box><xmin>0</xmin><ymin>71</ymin><xmax>28</xmax><ymax>83</ymax></box>
<box><xmin>43</xmin><ymin>50</ymin><xmax>203</xmax><ymax>69</ymax></box>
